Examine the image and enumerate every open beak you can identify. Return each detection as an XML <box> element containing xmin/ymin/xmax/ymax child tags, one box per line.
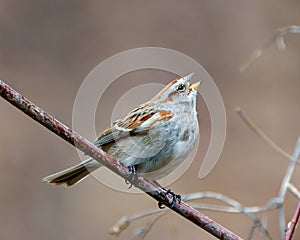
<box><xmin>189</xmin><ymin>81</ymin><xmax>202</xmax><ymax>91</ymax></box>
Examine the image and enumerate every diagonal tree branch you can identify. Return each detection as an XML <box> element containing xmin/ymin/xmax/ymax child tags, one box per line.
<box><xmin>285</xmin><ymin>199</ymin><xmax>300</xmax><ymax>240</ymax></box>
<box><xmin>0</xmin><ymin>80</ymin><xmax>243</xmax><ymax>240</ymax></box>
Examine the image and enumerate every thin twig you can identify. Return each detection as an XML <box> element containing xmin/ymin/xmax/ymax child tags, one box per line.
<box><xmin>235</xmin><ymin>107</ymin><xmax>292</xmax><ymax>161</ymax></box>
<box><xmin>279</xmin><ymin>138</ymin><xmax>300</xmax><ymax>239</ymax></box>
<box><xmin>131</xmin><ymin>212</ymin><xmax>167</xmax><ymax>240</ymax></box>
<box><xmin>236</xmin><ymin>107</ymin><xmax>300</xmax><ymax>238</ymax></box>
<box><xmin>111</xmin><ymin>191</ymin><xmax>279</xmax><ymax>239</ymax></box>
<box><xmin>109</xmin><ymin>208</ymin><xmax>167</xmax><ymax>236</ymax></box>
<box><xmin>284</xmin><ymin>200</ymin><xmax>300</xmax><ymax>240</ymax></box>
<box><xmin>288</xmin><ymin>183</ymin><xmax>300</xmax><ymax>199</ymax></box>
<box><xmin>185</xmin><ymin>192</ymin><xmax>271</xmax><ymax>239</ymax></box>
<box><xmin>240</xmin><ymin>25</ymin><xmax>300</xmax><ymax>72</ymax></box>
<box><xmin>0</xmin><ymin>80</ymin><xmax>243</xmax><ymax>240</ymax></box>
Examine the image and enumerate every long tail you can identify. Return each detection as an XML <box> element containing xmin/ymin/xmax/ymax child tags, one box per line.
<box><xmin>43</xmin><ymin>158</ymin><xmax>101</xmax><ymax>186</ymax></box>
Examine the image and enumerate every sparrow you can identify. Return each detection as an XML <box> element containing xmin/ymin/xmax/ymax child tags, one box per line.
<box><xmin>43</xmin><ymin>73</ymin><xmax>201</xmax><ymax>193</ymax></box>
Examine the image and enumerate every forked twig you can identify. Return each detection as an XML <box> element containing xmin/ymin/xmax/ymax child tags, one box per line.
<box><xmin>288</xmin><ymin>183</ymin><xmax>300</xmax><ymax>199</ymax></box>
<box><xmin>280</xmin><ymin>138</ymin><xmax>300</xmax><ymax>239</ymax></box>
<box><xmin>236</xmin><ymin>107</ymin><xmax>300</xmax><ymax>239</ymax></box>
<box><xmin>239</xmin><ymin>25</ymin><xmax>300</xmax><ymax>239</ymax></box>
<box><xmin>131</xmin><ymin>212</ymin><xmax>167</xmax><ymax>240</ymax></box>
<box><xmin>109</xmin><ymin>208</ymin><xmax>168</xmax><ymax>236</ymax></box>
<box><xmin>240</xmin><ymin>25</ymin><xmax>300</xmax><ymax>72</ymax></box>
<box><xmin>214</xmin><ymin>107</ymin><xmax>300</xmax><ymax>238</ymax></box>
<box><xmin>110</xmin><ymin>192</ymin><xmax>278</xmax><ymax>239</ymax></box>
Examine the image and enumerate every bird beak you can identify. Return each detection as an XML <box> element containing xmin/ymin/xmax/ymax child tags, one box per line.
<box><xmin>189</xmin><ymin>81</ymin><xmax>202</xmax><ymax>90</ymax></box>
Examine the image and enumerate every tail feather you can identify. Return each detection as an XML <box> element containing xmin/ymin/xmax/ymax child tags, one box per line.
<box><xmin>43</xmin><ymin>159</ymin><xmax>101</xmax><ymax>186</ymax></box>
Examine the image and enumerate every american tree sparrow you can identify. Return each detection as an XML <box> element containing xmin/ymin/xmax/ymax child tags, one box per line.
<box><xmin>43</xmin><ymin>73</ymin><xmax>201</xmax><ymax>197</ymax></box>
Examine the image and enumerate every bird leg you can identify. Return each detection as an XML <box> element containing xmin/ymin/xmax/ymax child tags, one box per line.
<box><xmin>158</xmin><ymin>189</ymin><xmax>181</xmax><ymax>209</ymax></box>
<box><xmin>125</xmin><ymin>165</ymin><xmax>137</xmax><ymax>188</ymax></box>
<box><xmin>150</xmin><ymin>180</ymin><xmax>181</xmax><ymax>209</ymax></box>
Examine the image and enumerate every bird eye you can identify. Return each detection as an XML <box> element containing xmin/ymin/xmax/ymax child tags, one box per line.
<box><xmin>177</xmin><ymin>84</ymin><xmax>186</xmax><ymax>92</ymax></box>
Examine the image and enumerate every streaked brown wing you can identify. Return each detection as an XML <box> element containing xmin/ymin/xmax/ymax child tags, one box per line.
<box><xmin>94</xmin><ymin>105</ymin><xmax>173</xmax><ymax>147</ymax></box>
<box><xmin>94</xmin><ymin>104</ymin><xmax>156</xmax><ymax>147</ymax></box>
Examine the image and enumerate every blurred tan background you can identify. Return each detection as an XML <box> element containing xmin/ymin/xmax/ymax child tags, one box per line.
<box><xmin>1</xmin><ymin>1</ymin><xmax>300</xmax><ymax>239</ymax></box>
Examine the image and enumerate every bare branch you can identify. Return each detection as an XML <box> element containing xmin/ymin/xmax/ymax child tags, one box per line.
<box><xmin>109</xmin><ymin>208</ymin><xmax>167</xmax><ymax>236</ymax></box>
<box><xmin>131</xmin><ymin>213</ymin><xmax>166</xmax><ymax>240</ymax></box>
<box><xmin>279</xmin><ymin>138</ymin><xmax>300</xmax><ymax>198</ymax></box>
<box><xmin>288</xmin><ymin>183</ymin><xmax>300</xmax><ymax>199</ymax></box>
<box><xmin>279</xmin><ymin>138</ymin><xmax>300</xmax><ymax>239</ymax></box>
<box><xmin>0</xmin><ymin>80</ymin><xmax>243</xmax><ymax>240</ymax></box>
<box><xmin>236</xmin><ymin>107</ymin><xmax>300</xmax><ymax>238</ymax></box>
<box><xmin>240</xmin><ymin>25</ymin><xmax>300</xmax><ymax>72</ymax></box>
<box><xmin>235</xmin><ymin>107</ymin><xmax>292</xmax><ymax>161</ymax></box>
<box><xmin>111</xmin><ymin>191</ymin><xmax>279</xmax><ymax>239</ymax></box>
<box><xmin>284</xmin><ymin>201</ymin><xmax>300</xmax><ymax>240</ymax></box>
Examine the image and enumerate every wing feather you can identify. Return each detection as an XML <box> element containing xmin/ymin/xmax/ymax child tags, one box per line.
<box><xmin>94</xmin><ymin>105</ymin><xmax>173</xmax><ymax>147</ymax></box>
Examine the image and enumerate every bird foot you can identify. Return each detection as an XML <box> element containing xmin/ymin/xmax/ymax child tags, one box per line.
<box><xmin>158</xmin><ymin>189</ymin><xmax>181</xmax><ymax>209</ymax></box>
<box><xmin>125</xmin><ymin>165</ymin><xmax>137</xmax><ymax>189</ymax></box>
